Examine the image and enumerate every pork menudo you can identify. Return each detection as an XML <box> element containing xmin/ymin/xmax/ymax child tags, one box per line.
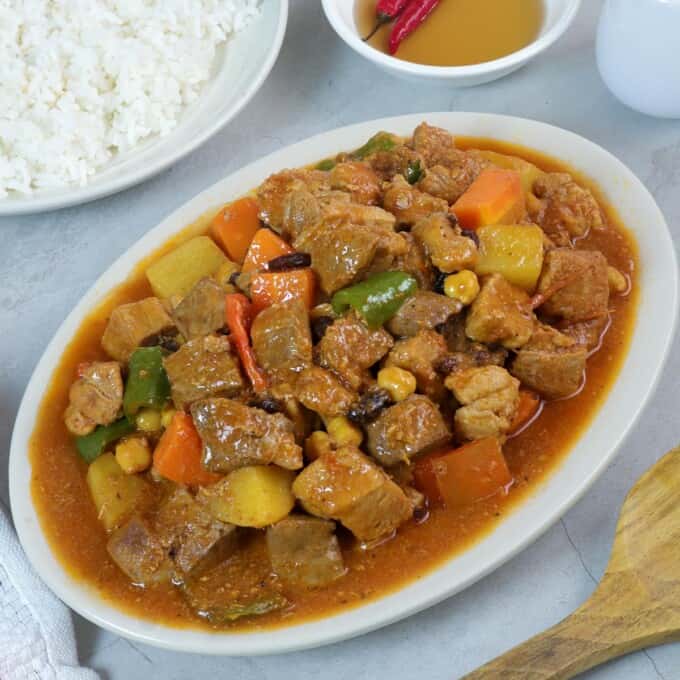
<box><xmin>30</xmin><ymin>123</ymin><xmax>637</xmax><ymax>629</ymax></box>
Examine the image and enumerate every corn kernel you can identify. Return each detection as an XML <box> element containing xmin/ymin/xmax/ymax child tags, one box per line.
<box><xmin>161</xmin><ymin>405</ymin><xmax>176</xmax><ymax>429</ymax></box>
<box><xmin>214</xmin><ymin>260</ymin><xmax>240</xmax><ymax>288</ymax></box>
<box><xmin>115</xmin><ymin>437</ymin><xmax>152</xmax><ymax>474</ymax></box>
<box><xmin>377</xmin><ymin>366</ymin><xmax>417</xmax><ymax>402</ymax></box>
<box><xmin>444</xmin><ymin>270</ymin><xmax>480</xmax><ymax>306</ymax></box>
<box><xmin>136</xmin><ymin>408</ymin><xmax>162</xmax><ymax>432</ymax></box>
<box><xmin>326</xmin><ymin>416</ymin><xmax>363</xmax><ymax>447</ymax></box>
<box><xmin>304</xmin><ymin>430</ymin><xmax>333</xmax><ymax>461</ymax></box>
<box><xmin>607</xmin><ymin>266</ymin><xmax>628</xmax><ymax>294</ymax></box>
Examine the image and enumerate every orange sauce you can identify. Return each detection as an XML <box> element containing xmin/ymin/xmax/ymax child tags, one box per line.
<box><xmin>29</xmin><ymin>136</ymin><xmax>638</xmax><ymax>631</ymax></box>
<box><xmin>355</xmin><ymin>0</ymin><xmax>545</xmax><ymax>67</ymax></box>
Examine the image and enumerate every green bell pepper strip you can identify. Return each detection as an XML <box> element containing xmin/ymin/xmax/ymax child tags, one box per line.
<box><xmin>123</xmin><ymin>346</ymin><xmax>171</xmax><ymax>419</ymax></box>
<box><xmin>353</xmin><ymin>132</ymin><xmax>397</xmax><ymax>159</ymax></box>
<box><xmin>76</xmin><ymin>417</ymin><xmax>135</xmax><ymax>463</ymax></box>
<box><xmin>405</xmin><ymin>159</ymin><xmax>423</xmax><ymax>184</ymax></box>
<box><xmin>316</xmin><ymin>158</ymin><xmax>336</xmax><ymax>171</ymax></box>
<box><xmin>331</xmin><ymin>272</ymin><xmax>418</xmax><ymax>329</ymax></box>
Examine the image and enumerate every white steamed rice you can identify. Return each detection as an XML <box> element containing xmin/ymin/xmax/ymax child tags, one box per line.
<box><xmin>0</xmin><ymin>0</ymin><xmax>261</xmax><ymax>199</ymax></box>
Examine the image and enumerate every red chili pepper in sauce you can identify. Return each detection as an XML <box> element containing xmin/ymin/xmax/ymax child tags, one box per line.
<box><xmin>224</xmin><ymin>293</ymin><xmax>268</xmax><ymax>393</ymax></box>
<box><xmin>363</xmin><ymin>0</ymin><xmax>411</xmax><ymax>41</ymax></box>
<box><xmin>388</xmin><ymin>0</ymin><xmax>441</xmax><ymax>55</ymax></box>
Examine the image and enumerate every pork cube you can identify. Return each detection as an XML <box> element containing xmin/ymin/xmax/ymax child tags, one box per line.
<box><xmin>316</xmin><ymin>314</ymin><xmax>394</xmax><ymax>391</ymax></box>
<box><xmin>511</xmin><ymin>324</ymin><xmax>587</xmax><ymax>399</ymax></box>
<box><xmin>294</xmin><ymin>366</ymin><xmax>357</xmax><ymax>419</ymax></box>
<box><xmin>172</xmin><ymin>277</ymin><xmax>226</xmax><ymax>340</ymax></box>
<box><xmin>388</xmin><ymin>232</ymin><xmax>435</xmax><ymax>290</ymax></box>
<box><xmin>266</xmin><ymin>515</ymin><xmax>346</xmax><ymax>587</ymax></box>
<box><xmin>296</xmin><ymin>217</ymin><xmax>406</xmax><ymax>296</ymax></box>
<box><xmin>446</xmin><ymin>365</ymin><xmax>519</xmax><ymax>441</ymax></box>
<box><xmin>465</xmin><ymin>274</ymin><xmax>534</xmax><ymax>349</ymax></box>
<box><xmin>155</xmin><ymin>488</ymin><xmax>238</xmax><ymax>576</ymax></box>
<box><xmin>382</xmin><ymin>175</ymin><xmax>449</xmax><ymax>227</ymax></box>
<box><xmin>269</xmin><ymin>382</ymin><xmax>315</xmax><ymax>444</ymax></box>
<box><xmin>536</xmin><ymin>248</ymin><xmax>610</xmax><ymax>321</ymax></box>
<box><xmin>411</xmin><ymin>213</ymin><xmax>478</xmax><ymax>273</ymax></box>
<box><xmin>367</xmin><ymin>144</ymin><xmax>423</xmax><ymax>182</ymax></box>
<box><xmin>365</xmin><ymin>395</ymin><xmax>451</xmax><ymax>466</ymax></box>
<box><xmin>251</xmin><ymin>299</ymin><xmax>312</xmax><ymax>384</ymax></box>
<box><xmin>191</xmin><ymin>398</ymin><xmax>303</xmax><ymax>473</ymax></box>
<box><xmin>163</xmin><ymin>335</ymin><xmax>243</xmax><ymax>410</ymax></box>
<box><xmin>182</xmin><ymin>556</ymin><xmax>287</xmax><ymax>624</ymax></box>
<box><xmin>531</xmin><ymin>173</ymin><xmax>604</xmax><ymax>245</ymax></box>
<box><xmin>257</xmin><ymin>168</ymin><xmax>331</xmax><ymax>232</ymax></box>
<box><xmin>436</xmin><ymin>316</ymin><xmax>509</xmax><ymax>378</ymax></box>
<box><xmin>292</xmin><ymin>446</ymin><xmax>413</xmax><ymax>542</ymax></box>
<box><xmin>297</xmin><ymin>221</ymin><xmax>379</xmax><ymax>295</ymax></box>
<box><xmin>386</xmin><ymin>291</ymin><xmax>461</xmax><ymax>338</ymax></box>
<box><xmin>384</xmin><ymin>330</ymin><xmax>448</xmax><ymax>401</ymax></box>
<box><xmin>64</xmin><ymin>361</ymin><xmax>123</xmax><ymax>436</ymax></box>
<box><xmin>417</xmin><ymin>161</ymin><xmax>484</xmax><ymax>204</ymax></box>
<box><xmin>411</xmin><ymin>123</ymin><xmax>457</xmax><ymax>167</ymax></box>
<box><xmin>559</xmin><ymin>315</ymin><xmax>609</xmax><ymax>352</ymax></box>
<box><xmin>316</xmin><ymin>199</ymin><xmax>396</xmax><ymax>232</ymax></box>
<box><xmin>102</xmin><ymin>297</ymin><xmax>176</xmax><ymax>363</ymax></box>
<box><xmin>329</xmin><ymin>161</ymin><xmax>381</xmax><ymax>205</ymax></box>
<box><xmin>107</xmin><ymin>515</ymin><xmax>172</xmax><ymax>585</ymax></box>
<box><xmin>281</xmin><ymin>188</ymin><xmax>325</xmax><ymax>241</ymax></box>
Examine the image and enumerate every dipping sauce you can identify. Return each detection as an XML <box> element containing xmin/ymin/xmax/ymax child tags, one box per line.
<box><xmin>355</xmin><ymin>0</ymin><xmax>545</xmax><ymax>67</ymax></box>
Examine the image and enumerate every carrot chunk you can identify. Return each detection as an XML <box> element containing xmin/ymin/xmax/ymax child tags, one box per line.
<box><xmin>413</xmin><ymin>438</ymin><xmax>512</xmax><ymax>507</ymax></box>
<box><xmin>451</xmin><ymin>168</ymin><xmax>525</xmax><ymax>230</ymax></box>
<box><xmin>153</xmin><ymin>412</ymin><xmax>221</xmax><ymax>486</ymax></box>
<box><xmin>250</xmin><ymin>269</ymin><xmax>316</xmax><ymax>315</ymax></box>
<box><xmin>211</xmin><ymin>197</ymin><xmax>261</xmax><ymax>264</ymax></box>
<box><xmin>242</xmin><ymin>228</ymin><xmax>293</xmax><ymax>273</ymax></box>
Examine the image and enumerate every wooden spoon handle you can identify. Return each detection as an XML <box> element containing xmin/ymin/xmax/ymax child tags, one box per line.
<box><xmin>462</xmin><ymin>601</ymin><xmax>678</xmax><ymax>680</ymax></box>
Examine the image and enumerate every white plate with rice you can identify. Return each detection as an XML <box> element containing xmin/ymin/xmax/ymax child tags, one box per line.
<box><xmin>0</xmin><ymin>0</ymin><xmax>287</xmax><ymax>215</ymax></box>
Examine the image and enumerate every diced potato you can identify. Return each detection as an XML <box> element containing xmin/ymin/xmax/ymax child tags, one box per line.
<box><xmin>326</xmin><ymin>416</ymin><xmax>363</xmax><ymax>447</ymax></box>
<box><xmin>475</xmin><ymin>224</ymin><xmax>544</xmax><ymax>292</ymax></box>
<box><xmin>204</xmin><ymin>466</ymin><xmax>295</xmax><ymax>528</ymax></box>
<box><xmin>213</xmin><ymin>260</ymin><xmax>240</xmax><ymax>290</ymax></box>
<box><xmin>86</xmin><ymin>453</ymin><xmax>148</xmax><ymax>531</ymax></box>
<box><xmin>477</xmin><ymin>150</ymin><xmax>545</xmax><ymax>195</ymax></box>
<box><xmin>304</xmin><ymin>431</ymin><xmax>333</xmax><ymax>462</ymax></box>
<box><xmin>146</xmin><ymin>236</ymin><xmax>227</xmax><ymax>300</ymax></box>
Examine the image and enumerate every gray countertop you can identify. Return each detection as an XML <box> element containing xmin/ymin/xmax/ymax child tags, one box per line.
<box><xmin>2</xmin><ymin>1</ymin><xmax>680</xmax><ymax>678</ymax></box>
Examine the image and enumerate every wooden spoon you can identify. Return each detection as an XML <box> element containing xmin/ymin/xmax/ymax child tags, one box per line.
<box><xmin>464</xmin><ymin>446</ymin><xmax>680</xmax><ymax>679</ymax></box>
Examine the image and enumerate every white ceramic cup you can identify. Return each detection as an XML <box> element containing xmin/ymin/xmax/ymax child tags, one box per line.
<box><xmin>597</xmin><ymin>0</ymin><xmax>680</xmax><ymax>118</ymax></box>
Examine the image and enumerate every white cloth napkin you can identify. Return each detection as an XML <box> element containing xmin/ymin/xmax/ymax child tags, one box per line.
<box><xmin>0</xmin><ymin>502</ymin><xmax>99</xmax><ymax>680</ymax></box>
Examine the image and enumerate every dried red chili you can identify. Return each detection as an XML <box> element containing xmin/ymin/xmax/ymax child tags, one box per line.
<box><xmin>363</xmin><ymin>0</ymin><xmax>411</xmax><ymax>41</ymax></box>
<box><xmin>388</xmin><ymin>0</ymin><xmax>441</xmax><ymax>55</ymax></box>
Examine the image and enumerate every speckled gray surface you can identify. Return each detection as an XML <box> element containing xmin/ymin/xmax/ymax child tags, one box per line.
<box><xmin>2</xmin><ymin>1</ymin><xmax>680</xmax><ymax>678</ymax></box>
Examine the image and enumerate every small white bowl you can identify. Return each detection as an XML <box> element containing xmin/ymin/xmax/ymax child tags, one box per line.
<box><xmin>0</xmin><ymin>0</ymin><xmax>288</xmax><ymax>216</ymax></box>
<box><xmin>322</xmin><ymin>0</ymin><xmax>581</xmax><ymax>86</ymax></box>
<box><xmin>10</xmin><ymin>113</ymin><xmax>677</xmax><ymax>655</ymax></box>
